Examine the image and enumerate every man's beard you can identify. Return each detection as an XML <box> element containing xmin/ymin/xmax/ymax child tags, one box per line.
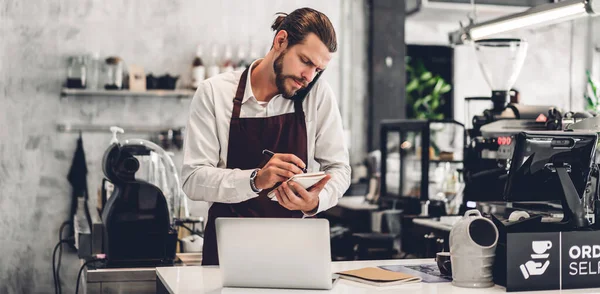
<box><xmin>273</xmin><ymin>50</ymin><xmax>307</xmax><ymax>99</ymax></box>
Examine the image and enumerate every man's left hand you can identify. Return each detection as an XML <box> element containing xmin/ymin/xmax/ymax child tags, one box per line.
<box><xmin>273</xmin><ymin>175</ymin><xmax>331</xmax><ymax>213</ymax></box>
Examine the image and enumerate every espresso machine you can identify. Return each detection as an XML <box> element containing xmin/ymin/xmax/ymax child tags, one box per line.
<box><xmin>463</xmin><ymin>38</ymin><xmax>563</xmax><ymax>203</ymax></box>
<box><xmin>99</xmin><ymin>127</ymin><xmax>187</xmax><ymax>267</ymax></box>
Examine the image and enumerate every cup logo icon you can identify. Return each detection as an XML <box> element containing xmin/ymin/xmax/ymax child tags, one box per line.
<box><xmin>521</xmin><ymin>241</ymin><xmax>552</xmax><ymax>279</ymax></box>
<box><xmin>532</xmin><ymin>241</ymin><xmax>552</xmax><ymax>254</ymax></box>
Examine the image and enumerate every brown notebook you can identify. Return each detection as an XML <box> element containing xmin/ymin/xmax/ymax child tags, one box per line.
<box><xmin>336</xmin><ymin>267</ymin><xmax>422</xmax><ymax>287</ymax></box>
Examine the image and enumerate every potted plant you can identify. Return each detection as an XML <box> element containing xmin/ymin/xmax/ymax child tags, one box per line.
<box><xmin>405</xmin><ymin>57</ymin><xmax>453</xmax><ymax>158</ymax></box>
<box><xmin>585</xmin><ymin>70</ymin><xmax>600</xmax><ymax>112</ymax></box>
<box><xmin>405</xmin><ymin>57</ymin><xmax>452</xmax><ymax>120</ymax></box>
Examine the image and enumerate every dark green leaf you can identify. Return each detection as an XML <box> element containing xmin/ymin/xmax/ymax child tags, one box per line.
<box><xmin>414</xmin><ymin>99</ymin><xmax>424</xmax><ymax>109</ymax></box>
<box><xmin>424</xmin><ymin>77</ymin><xmax>437</xmax><ymax>87</ymax></box>
<box><xmin>432</xmin><ymin>78</ymin><xmax>444</xmax><ymax>95</ymax></box>
<box><xmin>587</xmin><ymin>70</ymin><xmax>598</xmax><ymax>100</ymax></box>
<box><xmin>406</xmin><ymin>78</ymin><xmax>419</xmax><ymax>92</ymax></box>
<box><xmin>440</xmin><ymin>84</ymin><xmax>452</xmax><ymax>94</ymax></box>
<box><xmin>420</xmin><ymin>72</ymin><xmax>433</xmax><ymax>81</ymax></box>
<box><xmin>431</xmin><ymin>98</ymin><xmax>440</xmax><ymax>110</ymax></box>
<box><xmin>586</xmin><ymin>95</ymin><xmax>595</xmax><ymax>110</ymax></box>
<box><xmin>423</xmin><ymin>94</ymin><xmax>432</xmax><ymax>103</ymax></box>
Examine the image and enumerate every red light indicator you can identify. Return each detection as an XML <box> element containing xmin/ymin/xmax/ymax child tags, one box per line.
<box><xmin>497</xmin><ymin>136</ymin><xmax>512</xmax><ymax>146</ymax></box>
<box><xmin>536</xmin><ymin>114</ymin><xmax>547</xmax><ymax>122</ymax></box>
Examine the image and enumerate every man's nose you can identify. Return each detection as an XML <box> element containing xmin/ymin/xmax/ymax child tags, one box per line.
<box><xmin>301</xmin><ymin>68</ymin><xmax>317</xmax><ymax>83</ymax></box>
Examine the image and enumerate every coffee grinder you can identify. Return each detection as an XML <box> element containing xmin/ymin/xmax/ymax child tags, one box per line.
<box><xmin>469</xmin><ymin>38</ymin><xmax>528</xmax><ymax>130</ymax></box>
<box><xmin>463</xmin><ymin>38</ymin><xmax>562</xmax><ymax>203</ymax></box>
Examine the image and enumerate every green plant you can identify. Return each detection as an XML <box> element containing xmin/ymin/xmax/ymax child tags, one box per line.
<box><xmin>405</xmin><ymin>57</ymin><xmax>452</xmax><ymax>120</ymax></box>
<box><xmin>583</xmin><ymin>70</ymin><xmax>600</xmax><ymax>151</ymax></box>
<box><xmin>585</xmin><ymin>70</ymin><xmax>600</xmax><ymax>111</ymax></box>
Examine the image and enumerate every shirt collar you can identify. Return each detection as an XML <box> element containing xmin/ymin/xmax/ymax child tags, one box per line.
<box><xmin>241</xmin><ymin>59</ymin><xmax>262</xmax><ymax>104</ymax></box>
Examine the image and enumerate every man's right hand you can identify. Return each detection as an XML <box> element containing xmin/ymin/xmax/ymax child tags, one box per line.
<box><xmin>254</xmin><ymin>153</ymin><xmax>306</xmax><ymax>190</ymax></box>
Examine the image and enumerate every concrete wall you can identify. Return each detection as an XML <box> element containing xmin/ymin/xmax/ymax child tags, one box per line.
<box><xmin>340</xmin><ymin>0</ymin><xmax>369</xmax><ymax>167</ymax></box>
<box><xmin>0</xmin><ymin>1</ymin><xmax>349</xmax><ymax>293</ymax></box>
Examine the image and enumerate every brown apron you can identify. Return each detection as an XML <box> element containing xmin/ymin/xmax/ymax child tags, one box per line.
<box><xmin>201</xmin><ymin>67</ymin><xmax>308</xmax><ymax>265</ymax></box>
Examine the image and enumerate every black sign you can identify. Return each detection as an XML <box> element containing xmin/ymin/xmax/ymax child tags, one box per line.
<box><xmin>503</xmin><ymin>231</ymin><xmax>600</xmax><ymax>292</ymax></box>
<box><xmin>561</xmin><ymin>231</ymin><xmax>600</xmax><ymax>289</ymax></box>
<box><xmin>507</xmin><ymin>232</ymin><xmax>560</xmax><ymax>292</ymax></box>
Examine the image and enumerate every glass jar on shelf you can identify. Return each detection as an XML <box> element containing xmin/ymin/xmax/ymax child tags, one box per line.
<box><xmin>66</xmin><ymin>56</ymin><xmax>87</xmax><ymax>89</ymax></box>
<box><xmin>86</xmin><ymin>52</ymin><xmax>100</xmax><ymax>90</ymax></box>
<box><xmin>104</xmin><ymin>56</ymin><xmax>123</xmax><ymax>90</ymax></box>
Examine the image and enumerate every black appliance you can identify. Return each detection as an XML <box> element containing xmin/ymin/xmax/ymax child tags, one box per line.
<box><xmin>462</xmin><ymin>38</ymin><xmax>564</xmax><ymax>202</ymax></box>
<box><xmin>504</xmin><ymin>131</ymin><xmax>598</xmax><ymax>228</ymax></box>
<box><xmin>463</xmin><ymin>107</ymin><xmax>563</xmax><ymax>202</ymax></box>
<box><xmin>100</xmin><ymin>136</ymin><xmax>183</xmax><ymax>267</ymax></box>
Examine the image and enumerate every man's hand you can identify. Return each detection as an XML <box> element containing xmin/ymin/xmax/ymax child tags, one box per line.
<box><xmin>254</xmin><ymin>153</ymin><xmax>305</xmax><ymax>190</ymax></box>
<box><xmin>273</xmin><ymin>175</ymin><xmax>332</xmax><ymax>213</ymax></box>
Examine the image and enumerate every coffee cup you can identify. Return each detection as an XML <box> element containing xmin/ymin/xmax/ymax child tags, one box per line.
<box><xmin>532</xmin><ymin>241</ymin><xmax>552</xmax><ymax>254</ymax></box>
<box><xmin>436</xmin><ymin>252</ymin><xmax>452</xmax><ymax>276</ymax></box>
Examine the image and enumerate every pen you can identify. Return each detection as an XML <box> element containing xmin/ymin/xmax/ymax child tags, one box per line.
<box><xmin>262</xmin><ymin>149</ymin><xmax>307</xmax><ymax>173</ymax></box>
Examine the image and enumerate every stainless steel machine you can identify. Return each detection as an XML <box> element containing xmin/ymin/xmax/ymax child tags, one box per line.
<box><xmin>461</xmin><ymin>38</ymin><xmax>600</xmax><ymax>229</ymax></box>
<box><xmin>463</xmin><ymin>38</ymin><xmax>567</xmax><ymax>202</ymax></box>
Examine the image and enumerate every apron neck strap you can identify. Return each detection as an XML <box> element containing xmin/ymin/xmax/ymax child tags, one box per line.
<box><xmin>293</xmin><ymin>98</ymin><xmax>304</xmax><ymax>114</ymax></box>
<box><xmin>232</xmin><ymin>67</ymin><xmax>250</xmax><ymax>119</ymax></box>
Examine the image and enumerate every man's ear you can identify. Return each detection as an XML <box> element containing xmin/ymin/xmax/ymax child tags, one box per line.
<box><xmin>273</xmin><ymin>30</ymin><xmax>288</xmax><ymax>51</ymax></box>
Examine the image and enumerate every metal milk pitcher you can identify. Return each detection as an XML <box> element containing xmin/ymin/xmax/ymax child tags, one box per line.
<box><xmin>449</xmin><ymin>209</ymin><xmax>499</xmax><ymax>288</ymax></box>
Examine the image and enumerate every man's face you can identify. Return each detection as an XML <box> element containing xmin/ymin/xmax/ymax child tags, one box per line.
<box><xmin>273</xmin><ymin>33</ymin><xmax>332</xmax><ymax>98</ymax></box>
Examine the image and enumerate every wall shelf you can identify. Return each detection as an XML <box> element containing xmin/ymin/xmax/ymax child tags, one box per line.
<box><xmin>60</xmin><ymin>88</ymin><xmax>195</xmax><ymax>99</ymax></box>
<box><xmin>57</xmin><ymin>123</ymin><xmax>185</xmax><ymax>134</ymax></box>
<box><xmin>430</xmin><ymin>159</ymin><xmax>463</xmax><ymax>164</ymax></box>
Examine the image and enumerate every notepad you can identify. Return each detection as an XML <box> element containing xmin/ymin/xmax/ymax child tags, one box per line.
<box><xmin>336</xmin><ymin>267</ymin><xmax>422</xmax><ymax>287</ymax></box>
<box><xmin>267</xmin><ymin>172</ymin><xmax>327</xmax><ymax>200</ymax></box>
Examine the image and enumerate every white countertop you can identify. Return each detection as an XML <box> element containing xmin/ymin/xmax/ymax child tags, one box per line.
<box><xmin>156</xmin><ymin>258</ymin><xmax>600</xmax><ymax>294</ymax></box>
<box><xmin>413</xmin><ymin>217</ymin><xmax>460</xmax><ymax>232</ymax></box>
<box><xmin>336</xmin><ymin>195</ymin><xmax>379</xmax><ymax>210</ymax></box>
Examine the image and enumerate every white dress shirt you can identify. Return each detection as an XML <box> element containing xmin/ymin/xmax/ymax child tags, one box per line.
<box><xmin>181</xmin><ymin>59</ymin><xmax>351</xmax><ymax>215</ymax></box>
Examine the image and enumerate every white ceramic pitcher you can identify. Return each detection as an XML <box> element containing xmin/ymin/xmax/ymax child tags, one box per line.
<box><xmin>449</xmin><ymin>209</ymin><xmax>499</xmax><ymax>288</ymax></box>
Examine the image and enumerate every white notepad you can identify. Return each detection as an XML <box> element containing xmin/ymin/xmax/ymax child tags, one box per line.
<box><xmin>267</xmin><ymin>172</ymin><xmax>327</xmax><ymax>200</ymax></box>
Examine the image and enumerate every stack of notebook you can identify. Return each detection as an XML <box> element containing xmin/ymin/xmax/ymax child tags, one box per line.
<box><xmin>336</xmin><ymin>267</ymin><xmax>421</xmax><ymax>287</ymax></box>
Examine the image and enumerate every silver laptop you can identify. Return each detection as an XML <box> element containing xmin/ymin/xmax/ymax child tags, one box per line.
<box><xmin>215</xmin><ymin>217</ymin><xmax>334</xmax><ymax>290</ymax></box>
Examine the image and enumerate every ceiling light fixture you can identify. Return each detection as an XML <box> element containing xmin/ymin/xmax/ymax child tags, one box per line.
<box><xmin>449</xmin><ymin>0</ymin><xmax>600</xmax><ymax>45</ymax></box>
